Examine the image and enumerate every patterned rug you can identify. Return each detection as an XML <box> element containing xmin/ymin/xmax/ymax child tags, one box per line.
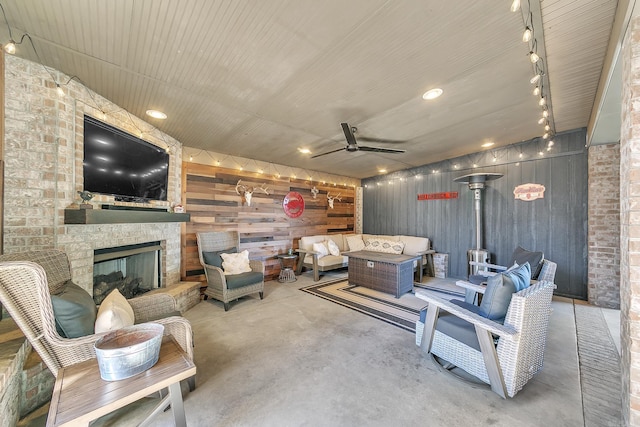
<box><xmin>300</xmin><ymin>279</ymin><xmax>463</xmax><ymax>332</ymax></box>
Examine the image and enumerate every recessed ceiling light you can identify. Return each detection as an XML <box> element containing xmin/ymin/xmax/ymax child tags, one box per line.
<box><xmin>422</xmin><ymin>88</ymin><xmax>443</xmax><ymax>100</ymax></box>
<box><xmin>146</xmin><ymin>109</ymin><xmax>167</xmax><ymax>119</ymax></box>
<box><xmin>481</xmin><ymin>142</ymin><xmax>495</xmax><ymax>148</ymax></box>
<box><xmin>298</xmin><ymin>148</ymin><xmax>311</xmax><ymax>154</ymax></box>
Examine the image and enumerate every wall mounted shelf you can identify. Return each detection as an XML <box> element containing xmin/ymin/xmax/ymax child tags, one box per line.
<box><xmin>64</xmin><ymin>209</ymin><xmax>190</xmax><ymax>225</ymax></box>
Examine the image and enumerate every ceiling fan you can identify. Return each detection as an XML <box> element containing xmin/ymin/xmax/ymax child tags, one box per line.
<box><xmin>311</xmin><ymin>123</ymin><xmax>406</xmax><ymax>158</ymax></box>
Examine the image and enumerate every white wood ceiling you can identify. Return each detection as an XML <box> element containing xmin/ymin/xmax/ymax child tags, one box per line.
<box><xmin>0</xmin><ymin>0</ymin><xmax>618</xmax><ymax>178</ymax></box>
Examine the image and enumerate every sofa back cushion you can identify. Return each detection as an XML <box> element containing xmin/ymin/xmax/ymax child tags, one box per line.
<box><xmin>397</xmin><ymin>235</ymin><xmax>430</xmax><ymax>255</ymax></box>
<box><xmin>299</xmin><ymin>235</ymin><xmax>329</xmax><ymax>252</ymax></box>
<box><xmin>325</xmin><ymin>234</ymin><xmax>345</xmax><ymax>252</ymax></box>
<box><xmin>346</xmin><ymin>234</ymin><xmax>366</xmax><ymax>252</ymax></box>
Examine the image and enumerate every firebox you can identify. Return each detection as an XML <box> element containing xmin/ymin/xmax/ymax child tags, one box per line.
<box><xmin>93</xmin><ymin>241</ymin><xmax>162</xmax><ymax>305</ymax></box>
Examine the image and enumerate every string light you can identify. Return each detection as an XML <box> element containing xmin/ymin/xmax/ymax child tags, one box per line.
<box><xmin>513</xmin><ymin>1</ymin><xmax>556</xmax><ymax>150</ymax></box>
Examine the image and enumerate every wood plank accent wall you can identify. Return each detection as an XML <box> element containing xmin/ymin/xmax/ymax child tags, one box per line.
<box><xmin>362</xmin><ymin>128</ymin><xmax>589</xmax><ymax>299</ymax></box>
<box><xmin>181</xmin><ymin>162</ymin><xmax>355</xmax><ymax>282</ymax></box>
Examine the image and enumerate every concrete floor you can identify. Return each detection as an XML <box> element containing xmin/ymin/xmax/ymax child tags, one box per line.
<box><xmin>22</xmin><ymin>271</ymin><xmax>621</xmax><ymax>426</ymax></box>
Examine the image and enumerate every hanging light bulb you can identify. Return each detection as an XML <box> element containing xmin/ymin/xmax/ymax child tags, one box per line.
<box><xmin>548</xmin><ymin>140</ymin><xmax>555</xmax><ymax>147</ymax></box>
<box><xmin>56</xmin><ymin>84</ymin><xmax>64</xmax><ymax>97</ymax></box>
<box><xmin>545</xmin><ymin>124</ymin><xmax>550</xmax><ymax>131</ymax></box>
<box><xmin>533</xmin><ymin>86</ymin><xmax>540</xmax><ymax>96</ymax></box>
<box><xmin>3</xmin><ymin>40</ymin><xmax>15</xmax><ymax>54</ymax></box>
<box><xmin>538</xmin><ymin>117</ymin><xmax>545</xmax><ymax>125</ymax></box>
<box><xmin>530</xmin><ymin>51</ymin><xmax>540</xmax><ymax>63</ymax></box>
<box><xmin>510</xmin><ymin>0</ymin><xmax>521</xmax><ymax>12</ymax></box>
<box><xmin>539</xmin><ymin>97</ymin><xmax>546</xmax><ymax>106</ymax></box>
<box><xmin>543</xmin><ymin>132</ymin><xmax>549</xmax><ymax>139</ymax></box>
<box><xmin>522</xmin><ymin>27</ymin><xmax>532</xmax><ymax>43</ymax></box>
<box><xmin>530</xmin><ymin>74</ymin><xmax>541</xmax><ymax>84</ymax></box>
<box><xmin>543</xmin><ymin>110</ymin><xmax>549</xmax><ymax>118</ymax></box>
<box><xmin>519</xmin><ymin>152</ymin><xmax>524</xmax><ymax>158</ymax></box>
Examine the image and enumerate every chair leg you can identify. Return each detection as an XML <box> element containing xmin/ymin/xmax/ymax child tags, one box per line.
<box><xmin>224</xmin><ymin>302</ymin><xmax>229</xmax><ymax>311</ymax></box>
<box><xmin>259</xmin><ymin>291</ymin><xmax>264</xmax><ymax>299</ymax></box>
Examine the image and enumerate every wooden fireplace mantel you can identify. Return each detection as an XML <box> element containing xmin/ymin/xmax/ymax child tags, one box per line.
<box><xmin>64</xmin><ymin>208</ymin><xmax>190</xmax><ymax>225</ymax></box>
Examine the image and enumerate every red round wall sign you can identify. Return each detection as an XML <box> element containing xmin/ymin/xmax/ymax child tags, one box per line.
<box><xmin>283</xmin><ymin>191</ymin><xmax>305</xmax><ymax>218</ymax></box>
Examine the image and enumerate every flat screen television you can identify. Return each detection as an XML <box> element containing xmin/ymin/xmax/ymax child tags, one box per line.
<box><xmin>83</xmin><ymin>115</ymin><xmax>169</xmax><ymax>202</ymax></box>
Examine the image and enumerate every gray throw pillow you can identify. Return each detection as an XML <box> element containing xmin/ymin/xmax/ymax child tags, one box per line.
<box><xmin>479</xmin><ymin>273</ymin><xmax>517</xmax><ymax>322</ymax></box>
<box><xmin>203</xmin><ymin>247</ymin><xmax>237</xmax><ymax>268</ymax></box>
<box><xmin>50</xmin><ymin>281</ymin><xmax>97</xmax><ymax>338</ymax></box>
<box><xmin>511</xmin><ymin>246</ymin><xmax>544</xmax><ymax>279</ymax></box>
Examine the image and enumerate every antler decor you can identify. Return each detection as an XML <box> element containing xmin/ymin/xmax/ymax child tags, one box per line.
<box><xmin>235</xmin><ymin>179</ymin><xmax>269</xmax><ymax>207</ymax></box>
<box><xmin>327</xmin><ymin>192</ymin><xmax>342</xmax><ymax>209</ymax></box>
<box><xmin>311</xmin><ymin>186</ymin><xmax>319</xmax><ymax>199</ymax></box>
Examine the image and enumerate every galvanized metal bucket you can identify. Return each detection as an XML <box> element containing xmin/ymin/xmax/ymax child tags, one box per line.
<box><xmin>94</xmin><ymin>323</ymin><xmax>164</xmax><ymax>381</ymax></box>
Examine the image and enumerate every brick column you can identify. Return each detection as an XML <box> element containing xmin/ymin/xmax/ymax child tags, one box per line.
<box><xmin>621</xmin><ymin>14</ymin><xmax>640</xmax><ymax>426</ymax></box>
<box><xmin>588</xmin><ymin>143</ymin><xmax>620</xmax><ymax>308</ymax></box>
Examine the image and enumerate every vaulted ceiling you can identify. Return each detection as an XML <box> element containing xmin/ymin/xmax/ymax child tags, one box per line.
<box><xmin>0</xmin><ymin>0</ymin><xmax>620</xmax><ymax>178</ymax></box>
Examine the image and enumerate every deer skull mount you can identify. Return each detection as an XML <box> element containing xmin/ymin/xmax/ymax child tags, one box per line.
<box><xmin>311</xmin><ymin>186</ymin><xmax>319</xmax><ymax>199</ymax></box>
<box><xmin>235</xmin><ymin>179</ymin><xmax>269</xmax><ymax>207</ymax></box>
<box><xmin>327</xmin><ymin>192</ymin><xmax>342</xmax><ymax>209</ymax></box>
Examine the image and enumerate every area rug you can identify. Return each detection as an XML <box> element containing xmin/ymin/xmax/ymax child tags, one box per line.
<box><xmin>300</xmin><ymin>279</ymin><xmax>463</xmax><ymax>332</ymax></box>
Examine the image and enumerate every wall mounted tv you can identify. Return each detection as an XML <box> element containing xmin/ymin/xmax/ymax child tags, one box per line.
<box><xmin>83</xmin><ymin>115</ymin><xmax>169</xmax><ymax>202</ymax></box>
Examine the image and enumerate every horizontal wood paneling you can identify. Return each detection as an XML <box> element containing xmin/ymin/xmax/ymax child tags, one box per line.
<box><xmin>181</xmin><ymin>162</ymin><xmax>355</xmax><ymax>282</ymax></box>
<box><xmin>362</xmin><ymin>129</ymin><xmax>589</xmax><ymax>299</ymax></box>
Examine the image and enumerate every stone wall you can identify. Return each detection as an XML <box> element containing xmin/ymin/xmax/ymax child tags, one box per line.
<box><xmin>3</xmin><ymin>55</ymin><xmax>184</xmax><ymax>293</ymax></box>
<box><xmin>621</xmin><ymin>14</ymin><xmax>639</xmax><ymax>426</ymax></box>
<box><xmin>587</xmin><ymin>143</ymin><xmax>620</xmax><ymax>308</ymax></box>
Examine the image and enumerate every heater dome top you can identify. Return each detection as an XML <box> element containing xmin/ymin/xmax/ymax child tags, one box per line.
<box><xmin>453</xmin><ymin>172</ymin><xmax>504</xmax><ymax>185</ymax></box>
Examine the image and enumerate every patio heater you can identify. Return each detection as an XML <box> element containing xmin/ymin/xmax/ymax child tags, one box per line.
<box><xmin>454</xmin><ymin>172</ymin><xmax>503</xmax><ymax>277</ymax></box>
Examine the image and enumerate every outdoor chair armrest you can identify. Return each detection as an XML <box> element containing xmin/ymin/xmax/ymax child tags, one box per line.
<box><xmin>129</xmin><ymin>293</ymin><xmax>178</xmax><ymax>321</ymax></box>
<box><xmin>152</xmin><ymin>315</ymin><xmax>194</xmax><ymax>360</ymax></box>
<box><xmin>456</xmin><ymin>280</ymin><xmax>487</xmax><ymax>294</ymax></box>
<box><xmin>249</xmin><ymin>259</ymin><xmax>265</xmax><ymax>274</ymax></box>
<box><xmin>295</xmin><ymin>248</ymin><xmax>320</xmax><ymax>256</ymax></box>
<box><xmin>468</xmin><ymin>260</ymin><xmax>508</xmax><ymax>271</ymax></box>
<box><xmin>415</xmin><ymin>290</ymin><xmax>517</xmax><ymax>340</ymax></box>
<box><xmin>414</xmin><ymin>249</ymin><xmax>435</xmax><ymax>256</ymax></box>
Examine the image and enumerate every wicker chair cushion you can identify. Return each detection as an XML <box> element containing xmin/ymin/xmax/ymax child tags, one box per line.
<box><xmin>94</xmin><ymin>289</ymin><xmax>135</xmax><ymax>333</ymax></box>
<box><xmin>50</xmin><ymin>281</ymin><xmax>98</xmax><ymax>338</ymax></box>
<box><xmin>202</xmin><ymin>247</ymin><xmax>237</xmax><ymax>268</ymax></box>
<box><xmin>479</xmin><ymin>273</ymin><xmax>517</xmax><ymax>322</ymax></box>
<box><xmin>511</xmin><ymin>246</ymin><xmax>544</xmax><ymax>279</ymax></box>
<box><xmin>225</xmin><ymin>271</ymin><xmax>264</xmax><ymax>290</ymax></box>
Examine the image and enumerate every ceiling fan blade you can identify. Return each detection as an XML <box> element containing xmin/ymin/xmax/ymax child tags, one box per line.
<box><xmin>358</xmin><ymin>146</ymin><xmax>406</xmax><ymax>154</ymax></box>
<box><xmin>358</xmin><ymin>136</ymin><xmax>406</xmax><ymax>144</ymax></box>
<box><xmin>310</xmin><ymin>147</ymin><xmax>347</xmax><ymax>158</ymax></box>
<box><xmin>341</xmin><ymin>122</ymin><xmax>358</xmax><ymax>146</ymax></box>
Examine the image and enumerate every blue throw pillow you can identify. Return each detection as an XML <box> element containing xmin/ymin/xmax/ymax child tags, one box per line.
<box><xmin>50</xmin><ymin>281</ymin><xmax>97</xmax><ymax>338</ymax></box>
<box><xmin>505</xmin><ymin>262</ymin><xmax>531</xmax><ymax>292</ymax></box>
<box><xmin>479</xmin><ymin>273</ymin><xmax>517</xmax><ymax>322</ymax></box>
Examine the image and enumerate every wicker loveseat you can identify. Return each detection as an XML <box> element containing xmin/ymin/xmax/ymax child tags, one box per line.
<box><xmin>0</xmin><ymin>250</ymin><xmax>194</xmax><ymax>391</ymax></box>
<box><xmin>296</xmin><ymin>233</ymin><xmax>432</xmax><ymax>281</ymax></box>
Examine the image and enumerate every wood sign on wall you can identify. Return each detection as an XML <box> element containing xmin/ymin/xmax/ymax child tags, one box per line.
<box><xmin>181</xmin><ymin>162</ymin><xmax>355</xmax><ymax>282</ymax></box>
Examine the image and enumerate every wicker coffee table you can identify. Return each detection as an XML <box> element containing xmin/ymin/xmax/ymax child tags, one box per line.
<box><xmin>346</xmin><ymin>251</ymin><xmax>420</xmax><ymax>298</ymax></box>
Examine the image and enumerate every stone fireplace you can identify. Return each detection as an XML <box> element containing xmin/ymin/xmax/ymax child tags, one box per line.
<box><xmin>92</xmin><ymin>241</ymin><xmax>162</xmax><ymax>305</ymax></box>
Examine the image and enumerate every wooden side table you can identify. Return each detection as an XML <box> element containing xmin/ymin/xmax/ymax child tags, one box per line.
<box><xmin>46</xmin><ymin>336</ymin><xmax>196</xmax><ymax>427</ymax></box>
<box><xmin>277</xmin><ymin>254</ymin><xmax>298</xmax><ymax>282</ymax></box>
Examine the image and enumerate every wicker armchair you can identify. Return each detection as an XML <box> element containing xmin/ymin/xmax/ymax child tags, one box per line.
<box><xmin>0</xmin><ymin>250</ymin><xmax>194</xmax><ymax>391</ymax></box>
<box><xmin>415</xmin><ymin>280</ymin><xmax>555</xmax><ymax>398</ymax></box>
<box><xmin>196</xmin><ymin>231</ymin><xmax>264</xmax><ymax>311</ymax></box>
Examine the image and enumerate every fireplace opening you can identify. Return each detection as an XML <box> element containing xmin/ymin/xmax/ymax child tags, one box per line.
<box><xmin>93</xmin><ymin>241</ymin><xmax>162</xmax><ymax>305</ymax></box>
